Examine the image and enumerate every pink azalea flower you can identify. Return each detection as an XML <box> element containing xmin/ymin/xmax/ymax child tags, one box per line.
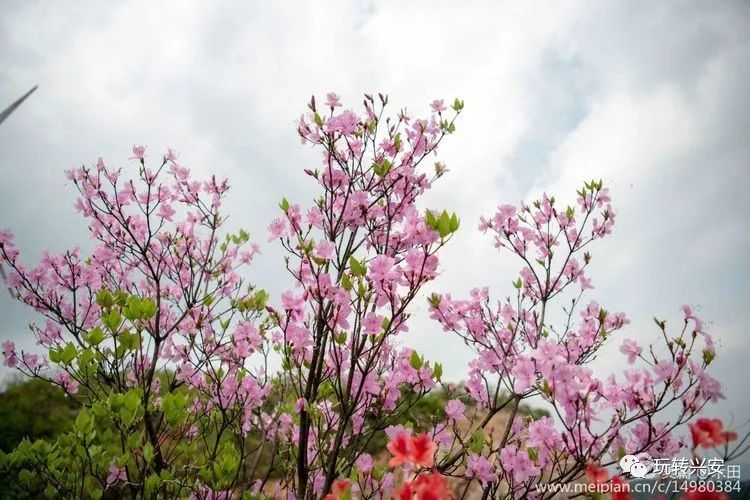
<box><xmin>313</xmin><ymin>240</ymin><xmax>336</xmax><ymax>261</ymax></box>
<box><xmin>2</xmin><ymin>340</ymin><xmax>17</xmax><ymax>367</ymax></box>
<box><xmin>325</xmin><ymin>92</ymin><xmax>341</xmax><ymax>108</ymax></box>
<box><xmin>107</xmin><ymin>463</ymin><xmax>127</xmax><ymax>486</ymax></box>
<box><xmin>362</xmin><ymin>313</ymin><xmax>383</xmax><ymax>335</ymax></box>
<box><xmin>430</xmin><ymin>99</ymin><xmax>446</xmax><ymax>113</ymax></box>
<box><xmin>53</xmin><ymin>371</ymin><xmax>80</xmax><ymax>394</ymax></box>
<box><xmin>511</xmin><ymin>357</ymin><xmax>536</xmax><ymax>392</ymax></box>
<box><xmin>355</xmin><ymin>453</ymin><xmax>373</xmax><ymax>474</ymax></box>
<box><xmin>466</xmin><ymin>454</ymin><xmax>496</xmax><ymax>485</ymax></box>
<box><xmin>325</xmin><ymin>111</ymin><xmax>359</xmax><ymax>136</ymax></box>
<box><xmin>295</xmin><ymin>398</ymin><xmax>307</xmax><ymax>412</ymax></box>
<box><xmin>129</xmin><ymin>145</ymin><xmax>146</xmax><ymax>160</ymax></box>
<box><xmin>653</xmin><ymin>360</ymin><xmax>677</xmax><ymax>383</ymax></box>
<box><xmin>158</xmin><ymin>203</ymin><xmax>176</xmax><ymax>221</ymax></box>
<box><xmin>268</xmin><ymin>218</ymin><xmax>286</xmax><ymax>241</ymax></box>
<box><xmin>499</xmin><ymin>444</ymin><xmax>540</xmax><ymax>483</ymax></box>
<box><xmin>444</xmin><ymin>399</ymin><xmax>466</xmax><ymax>421</ymax></box>
<box><xmin>620</xmin><ymin>338</ymin><xmax>642</xmax><ymax>364</ymax></box>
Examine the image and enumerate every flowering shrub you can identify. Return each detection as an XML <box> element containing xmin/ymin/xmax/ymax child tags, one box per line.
<box><xmin>0</xmin><ymin>149</ymin><xmax>267</xmax><ymax>498</ymax></box>
<box><xmin>0</xmin><ymin>93</ymin><xmax>727</xmax><ymax>499</ymax></box>
<box><xmin>690</xmin><ymin>418</ymin><xmax>737</xmax><ymax>450</ymax></box>
<box><xmin>427</xmin><ymin>182</ymin><xmax>722</xmax><ymax>497</ymax></box>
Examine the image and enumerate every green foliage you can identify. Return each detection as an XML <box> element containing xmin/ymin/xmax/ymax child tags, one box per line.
<box><xmin>0</xmin><ymin>378</ymin><xmax>79</xmax><ymax>499</ymax></box>
<box><xmin>0</xmin><ymin>289</ymin><xmax>266</xmax><ymax>498</ymax></box>
<box><xmin>0</xmin><ymin>374</ymin><xmax>551</xmax><ymax>498</ymax></box>
<box><xmin>0</xmin><ymin>378</ymin><xmax>78</xmax><ymax>452</ymax></box>
<box><xmin>425</xmin><ymin>209</ymin><xmax>460</xmax><ymax>239</ymax></box>
<box><xmin>348</xmin><ymin>256</ymin><xmax>367</xmax><ymax>277</ymax></box>
<box><xmin>0</xmin><ymin>284</ymin><xmax>550</xmax><ymax>498</ymax></box>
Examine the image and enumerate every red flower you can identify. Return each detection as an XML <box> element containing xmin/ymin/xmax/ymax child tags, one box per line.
<box><xmin>690</xmin><ymin>418</ymin><xmax>737</xmax><ymax>449</ymax></box>
<box><xmin>410</xmin><ymin>434</ymin><xmax>438</xmax><ymax>468</ymax></box>
<box><xmin>395</xmin><ymin>471</ymin><xmax>451</xmax><ymax>500</ymax></box>
<box><xmin>323</xmin><ymin>479</ymin><xmax>351</xmax><ymax>500</ymax></box>
<box><xmin>394</xmin><ymin>481</ymin><xmax>414</xmax><ymax>500</ymax></box>
<box><xmin>611</xmin><ymin>475</ymin><xmax>632</xmax><ymax>500</ymax></box>
<box><xmin>585</xmin><ymin>463</ymin><xmax>609</xmax><ymax>485</ymax></box>
<box><xmin>722</xmin><ymin>430</ymin><xmax>739</xmax><ymax>442</ymax></box>
<box><xmin>388</xmin><ymin>432</ymin><xmax>414</xmax><ymax>467</ymax></box>
<box><xmin>387</xmin><ymin>432</ymin><xmax>437</xmax><ymax>468</ymax></box>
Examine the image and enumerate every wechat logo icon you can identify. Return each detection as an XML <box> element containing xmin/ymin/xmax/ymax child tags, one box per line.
<box><xmin>619</xmin><ymin>454</ymin><xmax>650</xmax><ymax>479</ymax></box>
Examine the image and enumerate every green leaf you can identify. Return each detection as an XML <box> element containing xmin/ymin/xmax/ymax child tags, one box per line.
<box><xmin>18</xmin><ymin>468</ymin><xmax>34</xmax><ymax>486</ymax></box>
<box><xmin>703</xmin><ymin>349</ymin><xmax>715</xmax><ymax>365</ymax></box>
<box><xmin>425</xmin><ymin>210</ymin><xmax>438</xmax><ymax>230</ymax></box>
<box><xmin>118</xmin><ymin>331</ymin><xmax>139</xmax><ymax>351</ymax></box>
<box><xmin>127</xmin><ymin>433</ymin><xmax>140</xmax><ymax>451</ymax></box>
<box><xmin>341</xmin><ymin>273</ymin><xmax>353</xmax><ymax>291</ymax></box>
<box><xmin>409</xmin><ymin>351</ymin><xmax>423</xmax><ymax>370</ymax></box>
<box><xmin>449</xmin><ymin>213</ymin><xmax>460</xmax><ymax>232</ymax></box>
<box><xmin>162</xmin><ymin>393</ymin><xmax>187</xmax><ymax>426</ymax></box>
<box><xmin>140</xmin><ymin>298</ymin><xmax>157</xmax><ymax>319</ymax></box>
<box><xmin>373</xmin><ymin>159</ymin><xmax>392</xmax><ymax>177</ymax></box>
<box><xmin>357</xmin><ymin>280</ymin><xmax>367</xmax><ymax>299</ymax></box>
<box><xmin>145</xmin><ymin>473</ymin><xmax>160</xmax><ymax>493</ymax></box>
<box><xmin>433</xmin><ymin>362</ymin><xmax>443</xmax><ymax>381</ymax></box>
<box><xmin>87</xmin><ymin>326</ymin><xmax>105</xmax><ymax>346</ymax></box>
<box><xmin>216</xmin><ymin>448</ymin><xmax>239</xmax><ymax>481</ymax></box>
<box><xmin>469</xmin><ymin>429</ymin><xmax>485</xmax><ymax>453</ymax></box>
<box><xmin>60</xmin><ymin>343</ymin><xmax>77</xmax><ymax>365</ymax></box>
<box><xmin>44</xmin><ymin>485</ymin><xmax>57</xmax><ymax>498</ymax></box>
<box><xmin>349</xmin><ymin>256</ymin><xmax>366</xmax><ymax>277</ymax></box>
<box><xmin>279</xmin><ymin>197</ymin><xmax>290</xmax><ymax>212</ymax></box>
<box><xmin>48</xmin><ymin>348</ymin><xmax>61</xmax><ymax>364</ymax></box>
<box><xmin>381</xmin><ymin>316</ymin><xmax>390</xmax><ymax>331</ymax></box>
<box><xmin>393</xmin><ymin>133</ymin><xmax>402</xmax><ymax>152</ymax></box>
<box><xmin>78</xmin><ymin>348</ymin><xmax>95</xmax><ymax>366</ymax></box>
<box><xmin>437</xmin><ymin>210</ymin><xmax>451</xmax><ymax>238</ymax></box>
<box><xmin>75</xmin><ymin>410</ymin><xmax>93</xmax><ymax>433</ymax></box>
<box><xmin>103</xmin><ymin>310</ymin><xmax>122</xmax><ymax>332</ymax></box>
<box><xmin>427</xmin><ymin>293</ymin><xmax>441</xmax><ymax>309</ymax></box>
<box><xmin>318</xmin><ymin>380</ymin><xmax>334</xmax><ymax>399</ymax></box>
<box><xmin>372</xmin><ymin>463</ymin><xmax>387</xmax><ymax>481</ymax></box>
<box><xmin>96</xmin><ymin>289</ymin><xmax>114</xmax><ymax>309</ymax></box>
<box><xmin>254</xmin><ymin>289</ymin><xmax>268</xmax><ymax>309</ymax></box>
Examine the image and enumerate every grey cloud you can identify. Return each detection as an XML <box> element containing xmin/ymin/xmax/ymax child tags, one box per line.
<box><xmin>1</xmin><ymin>0</ymin><xmax>748</xmax><ymax>426</ymax></box>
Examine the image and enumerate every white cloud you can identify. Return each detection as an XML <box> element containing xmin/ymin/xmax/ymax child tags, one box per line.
<box><xmin>1</xmin><ymin>0</ymin><xmax>748</xmax><ymax>421</ymax></box>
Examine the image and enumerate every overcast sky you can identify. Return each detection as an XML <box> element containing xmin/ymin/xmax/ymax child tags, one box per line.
<box><xmin>1</xmin><ymin>1</ymin><xmax>749</xmax><ymax>426</ymax></box>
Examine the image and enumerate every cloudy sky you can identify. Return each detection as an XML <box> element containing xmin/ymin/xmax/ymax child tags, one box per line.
<box><xmin>1</xmin><ymin>1</ymin><xmax>749</xmax><ymax>426</ymax></box>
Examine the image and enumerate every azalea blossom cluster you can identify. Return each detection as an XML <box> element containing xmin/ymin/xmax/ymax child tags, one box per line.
<box><xmin>323</xmin><ymin>432</ymin><xmax>450</xmax><ymax>500</ymax></box>
<box><xmin>428</xmin><ymin>182</ymin><xmax>722</xmax><ymax>497</ymax></box>
<box><xmin>690</xmin><ymin>418</ymin><xmax>738</xmax><ymax>451</ymax></box>
<box><xmin>583</xmin><ymin>417</ymin><xmax>742</xmax><ymax>500</ymax></box>
<box><xmin>0</xmin><ymin>93</ymin><xmax>729</xmax><ymax>500</ymax></box>
<box><xmin>0</xmin><ymin>148</ymin><xmax>270</xmax><ymax>497</ymax></box>
<box><xmin>266</xmin><ymin>93</ymin><xmax>462</xmax><ymax>498</ymax></box>
<box><xmin>383</xmin><ymin>432</ymin><xmax>450</xmax><ymax>500</ymax></box>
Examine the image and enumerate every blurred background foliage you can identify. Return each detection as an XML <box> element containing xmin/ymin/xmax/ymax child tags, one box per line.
<box><xmin>0</xmin><ymin>377</ymin><xmax>78</xmax><ymax>452</ymax></box>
